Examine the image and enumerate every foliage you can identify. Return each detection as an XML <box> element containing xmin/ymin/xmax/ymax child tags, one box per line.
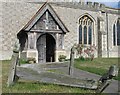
<box><xmin>74</xmin><ymin>44</ymin><xmax>97</xmax><ymax>61</ymax></box>
<box><xmin>27</xmin><ymin>57</ymin><xmax>36</xmax><ymax>64</ymax></box>
<box><xmin>19</xmin><ymin>59</ymin><xmax>28</xmax><ymax>64</ymax></box>
<box><xmin>19</xmin><ymin>58</ymin><xmax>36</xmax><ymax>64</ymax></box>
<box><xmin>79</xmin><ymin>56</ymin><xmax>85</xmax><ymax>61</ymax></box>
<box><xmin>58</xmin><ymin>55</ymin><xmax>66</xmax><ymax>62</ymax></box>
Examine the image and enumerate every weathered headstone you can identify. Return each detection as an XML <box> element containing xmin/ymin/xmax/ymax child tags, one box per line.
<box><xmin>68</xmin><ymin>46</ymin><xmax>75</xmax><ymax>76</ymax></box>
<box><xmin>7</xmin><ymin>53</ymin><xmax>19</xmax><ymax>87</ymax></box>
<box><xmin>96</xmin><ymin>65</ymin><xmax>119</xmax><ymax>93</ymax></box>
<box><xmin>7</xmin><ymin>39</ymin><xmax>20</xmax><ymax>87</ymax></box>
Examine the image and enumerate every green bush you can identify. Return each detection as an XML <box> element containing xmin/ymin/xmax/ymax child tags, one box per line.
<box><xmin>79</xmin><ymin>56</ymin><xmax>85</xmax><ymax>61</ymax></box>
<box><xmin>19</xmin><ymin>59</ymin><xmax>28</xmax><ymax>64</ymax></box>
<box><xmin>58</xmin><ymin>55</ymin><xmax>66</xmax><ymax>62</ymax></box>
<box><xmin>27</xmin><ymin>57</ymin><xmax>36</xmax><ymax>63</ymax></box>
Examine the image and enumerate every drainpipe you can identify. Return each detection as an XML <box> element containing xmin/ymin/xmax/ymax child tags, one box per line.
<box><xmin>106</xmin><ymin>12</ymin><xmax>109</xmax><ymax>58</ymax></box>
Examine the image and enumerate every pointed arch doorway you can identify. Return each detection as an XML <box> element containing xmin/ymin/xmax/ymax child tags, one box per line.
<box><xmin>37</xmin><ymin>33</ymin><xmax>56</xmax><ymax>63</ymax></box>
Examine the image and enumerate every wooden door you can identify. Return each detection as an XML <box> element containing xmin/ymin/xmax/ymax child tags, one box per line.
<box><xmin>37</xmin><ymin>35</ymin><xmax>46</xmax><ymax>63</ymax></box>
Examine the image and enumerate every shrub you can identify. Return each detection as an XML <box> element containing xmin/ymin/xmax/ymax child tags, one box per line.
<box><xmin>19</xmin><ymin>59</ymin><xmax>28</xmax><ymax>64</ymax></box>
<box><xmin>79</xmin><ymin>56</ymin><xmax>85</xmax><ymax>61</ymax></box>
<box><xmin>27</xmin><ymin>57</ymin><xmax>36</xmax><ymax>63</ymax></box>
<box><xmin>75</xmin><ymin>44</ymin><xmax>97</xmax><ymax>61</ymax></box>
<box><xmin>58</xmin><ymin>55</ymin><xmax>66</xmax><ymax>62</ymax></box>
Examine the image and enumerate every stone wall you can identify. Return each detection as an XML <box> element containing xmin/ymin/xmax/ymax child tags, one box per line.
<box><xmin>1</xmin><ymin>1</ymin><xmax>42</xmax><ymax>60</ymax></box>
<box><xmin>52</xmin><ymin>5</ymin><xmax>99</xmax><ymax>58</ymax></box>
<box><xmin>0</xmin><ymin>1</ymin><xmax>119</xmax><ymax>60</ymax></box>
<box><xmin>107</xmin><ymin>13</ymin><xmax>119</xmax><ymax>57</ymax></box>
<box><xmin>52</xmin><ymin>4</ymin><xmax>119</xmax><ymax>58</ymax></box>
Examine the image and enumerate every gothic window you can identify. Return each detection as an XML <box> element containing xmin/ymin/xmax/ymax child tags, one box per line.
<box><xmin>84</xmin><ymin>26</ymin><xmax>87</xmax><ymax>44</ymax></box>
<box><xmin>79</xmin><ymin>15</ymin><xmax>93</xmax><ymax>45</ymax></box>
<box><xmin>113</xmin><ymin>19</ymin><xmax>120</xmax><ymax>46</ymax></box>
<box><xmin>117</xmin><ymin>20</ymin><xmax>120</xmax><ymax>45</ymax></box>
<box><xmin>79</xmin><ymin>25</ymin><xmax>82</xmax><ymax>44</ymax></box>
<box><xmin>113</xmin><ymin>24</ymin><xmax>116</xmax><ymax>46</ymax></box>
<box><xmin>88</xmin><ymin>26</ymin><xmax>92</xmax><ymax>44</ymax></box>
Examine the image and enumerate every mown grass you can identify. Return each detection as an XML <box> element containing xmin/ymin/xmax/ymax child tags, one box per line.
<box><xmin>2</xmin><ymin>60</ymin><xmax>94</xmax><ymax>93</ymax></box>
<box><xmin>74</xmin><ymin>58</ymin><xmax>120</xmax><ymax>81</ymax></box>
<box><xmin>2</xmin><ymin>58</ymin><xmax>119</xmax><ymax>93</ymax></box>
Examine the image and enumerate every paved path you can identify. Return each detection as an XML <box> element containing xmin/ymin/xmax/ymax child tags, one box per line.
<box><xmin>57</xmin><ymin>66</ymin><xmax>119</xmax><ymax>93</ymax></box>
<box><xmin>19</xmin><ymin>63</ymin><xmax>119</xmax><ymax>93</ymax></box>
<box><xmin>71</xmin><ymin>68</ymin><xmax>119</xmax><ymax>93</ymax></box>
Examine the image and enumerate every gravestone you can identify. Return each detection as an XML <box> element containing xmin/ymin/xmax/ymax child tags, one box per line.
<box><xmin>7</xmin><ymin>53</ymin><xmax>19</xmax><ymax>86</ymax></box>
<box><xmin>7</xmin><ymin>39</ymin><xmax>20</xmax><ymax>87</ymax></box>
<box><xmin>68</xmin><ymin>46</ymin><xmax>75</xmax><ymax>76</ymax></box>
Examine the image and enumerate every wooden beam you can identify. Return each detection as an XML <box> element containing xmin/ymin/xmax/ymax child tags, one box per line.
<box><xmin>29</xmin><ymin>29</ymin><xmax>63</xmax><ymax>33</ymax></box>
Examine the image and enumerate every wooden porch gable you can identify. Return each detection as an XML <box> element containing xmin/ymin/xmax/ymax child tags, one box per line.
<box><xmin>23</xmin><ymin>2</ymin><xmax>69</xmax><ymax>33</ymax></box>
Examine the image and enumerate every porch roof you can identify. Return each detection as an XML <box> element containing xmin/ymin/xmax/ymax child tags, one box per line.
<box><xmin>22</xmin><ymin>2</ymin><xmax>69</xmax><ymax>33</ymax></box>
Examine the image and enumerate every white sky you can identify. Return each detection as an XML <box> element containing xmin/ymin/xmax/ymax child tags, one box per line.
<box><xmin>85</xmin><ymin>0</ymin><xmax>119</xmax><ymax>8</ymax></box>
<box><xmin>85</xmin><ymin>0</ymin><xmax>119</xmax><ymax>2</ymax></box>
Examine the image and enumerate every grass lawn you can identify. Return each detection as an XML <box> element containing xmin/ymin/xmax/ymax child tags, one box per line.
<box><xmin>74</xmin><ymin>58</ymin><xmax>120</xmax><ymax>81</ymax></box>
<box><xmin>2</xmin><ymin>60</ymin><xmax>94</xmax><ymax>93</ymax></box>
<box><xmin>2</xmin><ymin>58</ymin><xmax>119</xmax><ymax>93</ymax></box>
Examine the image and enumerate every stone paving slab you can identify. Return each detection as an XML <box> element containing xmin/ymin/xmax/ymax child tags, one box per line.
<box><xmin>71</xmin><ymin>68</ymin><xmax>119</xmax><ymax>93</ymax></box>
<box><xmin>16</xmin><ymin>66</ymin><xmax>98</xmax><ymax>90</ymax></box>
<box><xmin>59</xmin><ymin>67</ymin><xmax>119</xmax><ymax>93</ymax></box>
<box><xmin>17</xmin><ymin>63</ymin><xmax>119</xmax><ymax>93</ymax></box>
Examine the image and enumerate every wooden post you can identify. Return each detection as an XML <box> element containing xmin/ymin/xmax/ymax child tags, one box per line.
<box><xmin>68</xmin><ymin>46</ymin><xmax>75</xmax><ymax>76</ymax></box>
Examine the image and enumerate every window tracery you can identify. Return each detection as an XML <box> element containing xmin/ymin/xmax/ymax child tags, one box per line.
<box><xmin>79</xmin><ymin>15</ymin><xmax>93</xmax><ymax>45</ymax></box>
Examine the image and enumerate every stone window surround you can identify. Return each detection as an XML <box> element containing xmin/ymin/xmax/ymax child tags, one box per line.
<box><xmin>78</xmin><ymin>15</ymin><xmax>93</xmax><ymax>45</ymax></box>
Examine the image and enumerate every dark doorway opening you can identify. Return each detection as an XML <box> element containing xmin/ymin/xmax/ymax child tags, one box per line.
<box><xmin>37</xmin><ymin>33</ymin><xmax>56</xmax><ymax>63</ymax></box>
<box><xmin>46</xmin><ymin>34</ymin><xmax>56</xmax><ymax>62</ymax></box>
<box><xmin>17</xmin><ymin>31</ymin><xmax>28</xmax><ymax>52</ymax></box>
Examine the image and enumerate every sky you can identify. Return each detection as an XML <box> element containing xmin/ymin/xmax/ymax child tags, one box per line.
<box><xmin>85</xmin><ymin>0</ymin><xmax>119</xmax><ymax>8</ymax></box>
